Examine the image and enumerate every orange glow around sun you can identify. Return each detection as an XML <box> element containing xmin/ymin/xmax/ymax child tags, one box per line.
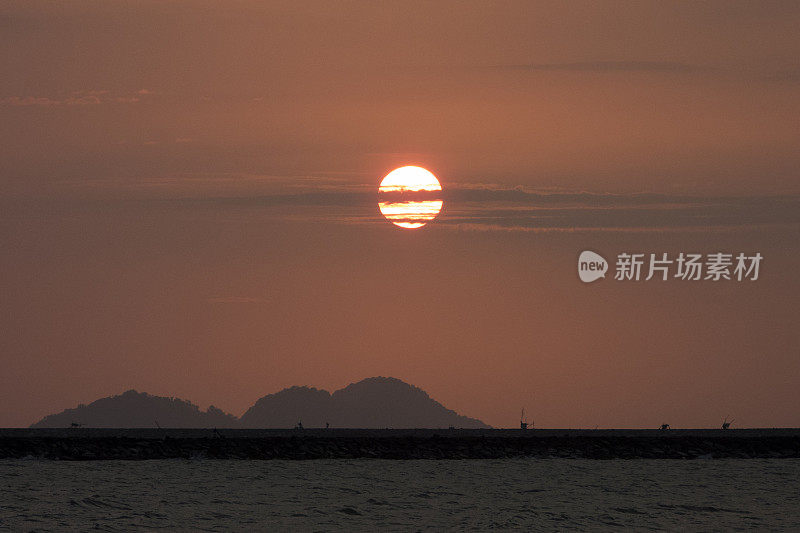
<box><xmin>378</xmin><ymin>166</ymin><xmax>443</xmax><ymax>229</ymax></box>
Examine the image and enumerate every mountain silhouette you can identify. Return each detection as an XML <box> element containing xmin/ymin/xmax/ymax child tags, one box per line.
<box><xmin>31</xmin><ymin>390</ymin><xmax>239</xmax><ymax>428</ymax></box>
<box><xmin>239</xmin><ymin>385</ymin><xmax>332</xmax><ymax>428</ymax></box>
<box><xmin>240</xmin><ymin>377</ymin><xmax>490</xmax><ymax>429</ymax></box>
<box><xmin>30</xmin><ymin>377</ymin><xmax>490</xmax><ymax>429</ymax></box>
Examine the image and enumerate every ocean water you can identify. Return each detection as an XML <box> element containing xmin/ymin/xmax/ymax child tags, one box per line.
<box><xmin>1</xmin><ymin>459</ymin><xmax>798</xmax><ymax>531</ymax></box>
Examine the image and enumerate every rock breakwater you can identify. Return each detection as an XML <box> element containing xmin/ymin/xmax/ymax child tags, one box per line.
<box><xmin>1</xmin><ymin>429</ymin><xmax>798</xmax><ymax>460</ymax></box>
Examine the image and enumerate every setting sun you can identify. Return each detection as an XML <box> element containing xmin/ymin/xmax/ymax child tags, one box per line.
<box><xmin>378</xmin><ymin>166</ymin><xmax>443</xmax><ymax>229</ymax></box>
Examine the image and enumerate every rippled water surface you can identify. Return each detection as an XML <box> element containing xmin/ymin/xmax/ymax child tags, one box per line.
<box><xmin>1</xmin><ymin>459</ymin><xmax>799</xmax><ymax>531</ymax></box>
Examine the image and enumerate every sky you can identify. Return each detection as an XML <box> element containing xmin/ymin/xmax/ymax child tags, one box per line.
<box><xmin>1</xmin><ymin>1</ymin><xmax>798</xmax><ymax>428</ymax></box>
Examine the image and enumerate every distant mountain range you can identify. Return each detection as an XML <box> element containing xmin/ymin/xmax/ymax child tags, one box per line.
<box><xmin>31</xmin><ymin>390</ymin><xmax>238</xmax><ymax>429</ymax></box>
<box><xmin>31</xmin><ymin>377</ymin><xmax>490</xmax><ymax>429</ymax></box>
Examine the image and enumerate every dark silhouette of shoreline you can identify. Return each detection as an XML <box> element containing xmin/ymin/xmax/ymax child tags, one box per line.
<box><xmin>1</xmin><ymin>428</ymin><xmax>799</xmax><ymax>460</ymax></box>
<box><xmin>20</xmin><ymin>377</ymin><xmax>800</xmax><ymax>460</ymax></box>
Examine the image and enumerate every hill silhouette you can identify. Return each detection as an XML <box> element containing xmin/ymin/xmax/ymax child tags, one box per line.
<box><xmin>239</xmin><ymin>386</ymin><xmax>332</xmax><ymax>428</ymax></box>
<box><xmin>31</xmin><ymin>378</ymin><xmax>489</xmax><ymax>429</ymax></box>
<box><xmin>31</xmin><ymin>390</ymin><xmax>239</xmax><ymax>428</ymax></box>
<box><xmin>241</xmin><ymin>377</ymin><xmax>489</xmax><ymax>429</ymax></box>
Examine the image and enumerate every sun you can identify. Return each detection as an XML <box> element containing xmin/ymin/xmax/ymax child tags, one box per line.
<box><xmin>378</xmin><ymin>166</ymin><xmax>443</xmax><ymax>229</ymax></box>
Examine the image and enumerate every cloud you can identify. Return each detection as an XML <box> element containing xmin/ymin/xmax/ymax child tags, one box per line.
<box><xmin>189</xmin><ymin>186</ymin><xmax>798</xmax><ymax>233</ymax></box>
<box><xmin>0</xmin><ymin>89</ymin><xmax>153</xmax><ymax>107</ymax></box>
<box><xmin>1</xmin><ymin>96</ymin><xmax>60</xmax><ymax>106</ymax></box>
<box><xmin>765</xmin><ymin>68</ymin><xmax>800</xmax><ymax>82</ymax></box>
<box><xmin>54</xmin><ymin>173</ymin><xmax>800</xmax><ymax>233</ymax></box>
<box><xmin>113</xmin><ymin>97</ymin><xmax>140</xmax><ymax>104</ymax></box>
<box><xmin>444</xmin><ymin>223</ymin><xmax>771</xmax><ymax>234</ymax></box>
<box><xmin>432</xmin><ymin>188</ymin><xmax>800</xmax><ymax>232</ymax></box>
<box><xmin>487</xmin><ymin>61</ymin><xmax>800</xmax><ymax>85</ymax></box>
<box><xmin>487</xmin><ymin>61</ymin><xmax>710</xmax><ymax>74</ymax></box>
<box><xmin>207</xmin><ymin>296</ymin><xmax>263</xmax><ymax>304</ymax></box>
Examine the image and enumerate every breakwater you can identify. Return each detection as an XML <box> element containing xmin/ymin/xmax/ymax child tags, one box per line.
<box><xmin>1</xmin><ymin>429</ymin><xmax>798</xmax><ymax>460</ymax></box>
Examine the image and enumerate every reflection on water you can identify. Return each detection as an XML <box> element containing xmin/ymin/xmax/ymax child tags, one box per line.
<box><xmin>379</xmin><ymin>200</ymin><xmax>444</xmax><ymax>228</ymax></box>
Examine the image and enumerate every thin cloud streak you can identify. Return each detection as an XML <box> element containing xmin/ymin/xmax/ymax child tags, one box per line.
<box><xmin>483</xmin><ymin>61</ymin><xmax>800</xmax><ymax>84</ymax></box>
<box><xmin>207</xmin><ymin>296</ymin><xmax>264</xmax><ymax>304</ymax></box>
<box><xmin>0</xmin><ymin>89</ymin><xmax>154</xmax><ymax>107</ymax></box>
<box><xmin>37</xmin><ymin>175</ymin><xmax>800</xmax><ymax>233</ymax></box>
<box><xmin>443</xmin><ymin>223</ymin><xmax>796</xmax><ymax>234</ymax></box>
<box><xmin>487</xmin><ymin>61</ymin><xmax>710</xmax><ymax>73</ymax></box>
<box><xmin>206</xmin><ymin>189</ymin><xmax>799</xmax><ymax>233</ymax></box>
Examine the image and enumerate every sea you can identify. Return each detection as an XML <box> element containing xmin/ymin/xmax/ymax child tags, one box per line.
<box><xmin>1</xmin><ymin>458</ymin><xmax>798</xmax><ymax>531</ymax></box>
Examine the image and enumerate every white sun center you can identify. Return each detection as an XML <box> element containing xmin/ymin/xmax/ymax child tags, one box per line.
<box><xmin>378</xmin><ymin>166</ymin><xmax>443</xmax><ymax>229</ymax></box>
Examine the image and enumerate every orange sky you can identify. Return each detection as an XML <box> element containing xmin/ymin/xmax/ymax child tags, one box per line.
<box><xmin>0</xmin><ymin>1</ymin><xmax>798</xmax><ymax>427</ymax></box>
